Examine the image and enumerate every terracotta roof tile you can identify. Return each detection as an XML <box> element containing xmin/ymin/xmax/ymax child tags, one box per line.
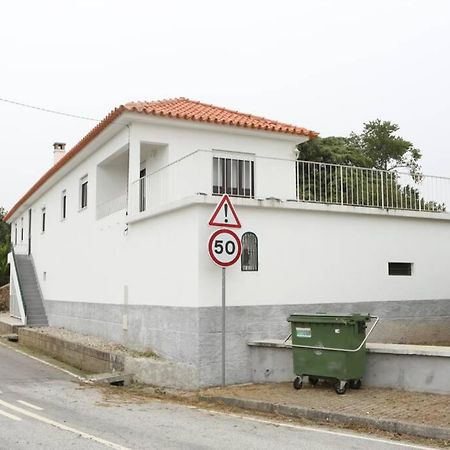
<box><xmin>122</xmin><ymin>98</ymin><xmax>317</xmax><ymax>138</ymax></box>
<box><xmin>4</xmin><ymin>98</ymin><xmax>318</xmax><ymax>222</ymax></box>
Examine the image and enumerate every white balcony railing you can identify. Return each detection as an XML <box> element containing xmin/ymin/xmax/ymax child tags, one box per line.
<box><xmin>130</xmin><ymin>150</ymin><xmax>212</xmax><ymax>215</ymax></box>
<box><xmin>96</xmin><ymin>192</ymin><xmax>128</xmax><ymax>219</ymax></box>
<box><xmin>130</xmin><ymin>150</ymin><xmax>450</xmax><ymax>216</ymax></box>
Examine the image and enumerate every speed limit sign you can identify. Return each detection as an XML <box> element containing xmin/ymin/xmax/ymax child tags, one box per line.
<box><xmin>208</xmin><ymin>228</ymin><xmax>242</xmax><ymax>267</ymax></box>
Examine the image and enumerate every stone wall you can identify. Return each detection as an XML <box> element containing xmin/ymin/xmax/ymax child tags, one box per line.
<box><xmin>0</xmin><ymin>284</ymin><xmax>9</xmax><ymax>312</ymax></box>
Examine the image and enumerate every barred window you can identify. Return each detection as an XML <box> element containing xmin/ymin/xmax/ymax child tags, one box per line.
<box><xmin>213</xmin><ymin>156</ymin><xmax>254</xmax><ymax>198</ymax></box>
<box><xmin>241</xmin><ymin>232</ymin><xmax>258</xmax><ymax>271</ymax></box>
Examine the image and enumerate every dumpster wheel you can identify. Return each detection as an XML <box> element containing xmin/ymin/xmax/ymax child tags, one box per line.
<box><xmin>350</xmin><ymin>379</ymin><xmax>362</xmax><ymax>390</ymax></box>
<box><xmin>334</xmin><ymin>380</ymin><xmax>348</xmax><ymax>395</ymax></box>
<box><xmin>293</xmin><ymin>376</ymin><xmax>303</xmax><ymax>390</ymax></box>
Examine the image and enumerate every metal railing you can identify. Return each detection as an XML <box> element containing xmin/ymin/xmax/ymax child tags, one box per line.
<box><xmin>129</xmin><ymin>150</ymin><xmax>450</xmax><ymax>215</ymax></box>
<box><xmin>296</xmin><ymin>160</ymin><xmax>449</xmax><ymax>212</ymax></box>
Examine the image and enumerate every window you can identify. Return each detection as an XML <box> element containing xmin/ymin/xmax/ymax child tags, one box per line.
<box><xmin>80</xmin><ymin>176</ymin><xmax>88</xmax><ymax>209</ymax></box>
<box><xmin>388</xmin><ymin>262</ymin><xmax>412</xmax><ymax>276</ymax></box>
<box><xmin>20</xmin><ymin>217</ymin><xmax>24</xmax><ymax>242</ymax></box>
<box><xmin>241</xmin><ymin>232</ymin><xmax>258</xmax><ymax>271</ymax></box>
<box><xmin>41</xmin><ymin>208</ymin><xmax>46</xmax><ymax>233</ymax></box>
<box><xmin>139</xmin><ymin>167</ymin><xmax>146</xmax><ymax>212</ymax></box>
<box><xmin>61</xmin><ymin>190</ymin><xmax>67</xmax><ymax>220</ymax></box>
<box><xmin>213</xmin><ymin>156</ymin><xmax>254</xmax><ymax>198</ymax></box>
<box><xmin>14</xmin><ymin>224</ymin><xmax>17</xmax><ymax>245</ymax></box>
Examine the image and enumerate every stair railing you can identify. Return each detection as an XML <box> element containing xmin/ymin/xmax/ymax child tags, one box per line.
<box><xmin>7</xmin><ymin>245</ymin><xmax>27</xmax><ymax>325</ymax></box>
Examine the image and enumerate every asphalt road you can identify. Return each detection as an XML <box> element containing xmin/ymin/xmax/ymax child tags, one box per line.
<box><xmin>0</xmin><ymin>342</ymin><xmax>432</xmax><ymax>450</ymax></box>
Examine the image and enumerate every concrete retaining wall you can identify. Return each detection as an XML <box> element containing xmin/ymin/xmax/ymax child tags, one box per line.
<box><xmin>124</xmin><ymin>357</ymin><xmax>198</xmax><ymax>390</ymax></box>
<box><xmin>15</xmin><ymin>327</ymin><xmax>199</xmax><ymax>388</ymax></box>
<box><xmin>18</xmin><ymin>328</ymin><xmax>125</xmax><ymax>374</ymax></box>
<box><xmin>248</xmin><ymin>341</ymin><xmax>450</xmax><ymax>395</ymax></box>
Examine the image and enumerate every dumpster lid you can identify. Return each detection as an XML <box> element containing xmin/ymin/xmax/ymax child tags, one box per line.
<box><xmin>287</xmin><ymin>313</ymin><xmax>372</xmax><ymax>323</ymax></box>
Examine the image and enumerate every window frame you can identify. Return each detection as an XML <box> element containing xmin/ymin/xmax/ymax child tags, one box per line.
<box><xmin>20</xmin><ymin>217</ymin><xmax>24</xmax><ymax>242</ymax></box>
<box><xmin>212</xmin><ymin>152</ymin><xmax>255</xmax><ymax>199</ymax></box>
<box><xmin>61</xmin><ymin>190</ymin><xmax>67</xmax><ymax>220</ymax></box>
<box><xmin>139</xmin><ymin>165</ymin><xmax>146</xmax><ymax>212</ymax></box>
<box><xmin>41</xmin><ymin>207</ymin><xmax>46</xmax><ymax>233</ymax></box>
<box><xmin>79</xmin><ymin>175</ymin><xmax>88</xmax><ymax>210</ymax></box>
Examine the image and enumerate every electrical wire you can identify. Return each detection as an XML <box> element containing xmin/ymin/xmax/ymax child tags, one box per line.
<box><xmin>0</xmin><ymin>97</ymin><xmax>100</xmax><ymax>122</ymax></box>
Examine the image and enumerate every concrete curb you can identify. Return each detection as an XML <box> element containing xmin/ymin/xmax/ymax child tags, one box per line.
<box><xmin>199</xmin><ymin>395</ymin><xmax>450</xmax><ymax>441</ymax></box>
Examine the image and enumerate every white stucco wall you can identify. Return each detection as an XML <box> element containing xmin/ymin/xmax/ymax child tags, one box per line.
<box><xmin>10</xmin><ymin>114</ymin><xmax>450</xmax><ymax>316</ymax></box>
<box><xmin>198</xmin><ymin>202</ymin><xmax>450</xmax><ymax>307</ymax></box>
<box><xmin>10</xmin><ymin>116</ymin><xmax>305</xmax><ymax>310</ymax></box>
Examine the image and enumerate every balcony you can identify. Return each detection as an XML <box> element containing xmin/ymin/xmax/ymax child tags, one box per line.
<box><xmin>129</xmin><ymin>150</ymin><xmax>450</xmax><ymax>217</ymax></box>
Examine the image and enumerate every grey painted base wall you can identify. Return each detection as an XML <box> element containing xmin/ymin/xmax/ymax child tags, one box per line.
<box><xmin>44</xmin><ymin>298</ymin><xmax>450</xmax><ymax>388</ymax></box>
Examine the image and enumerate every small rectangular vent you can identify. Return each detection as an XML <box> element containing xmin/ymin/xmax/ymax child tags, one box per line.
<box><xmin>388</xmin><ymin>262</ymin><xmax>412</xmax><ymax>276</ymax></box>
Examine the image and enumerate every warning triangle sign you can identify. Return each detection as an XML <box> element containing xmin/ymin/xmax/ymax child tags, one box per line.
<box><xmin>208</xmin><ymin>195</ymin><xmax>241</xmax><ymax>228</ymax></box>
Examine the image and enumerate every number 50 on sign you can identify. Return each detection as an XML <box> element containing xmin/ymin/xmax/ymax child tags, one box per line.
<box><xmin>208</xmin><ymin>229</ymin><xmax>242</xmax><ymax>267</ymax></box>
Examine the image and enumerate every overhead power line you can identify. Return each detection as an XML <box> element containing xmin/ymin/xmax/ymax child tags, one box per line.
<box><xmin>0</xmin><ymin>97</ymin><xmax>100</xmax><ymax>122</ymax></box>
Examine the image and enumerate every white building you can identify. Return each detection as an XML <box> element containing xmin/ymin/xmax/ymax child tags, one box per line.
<box><xmin>5</xmin><ymin>98</ymin><xmax>450</xmax><ymax>387</ymax></box>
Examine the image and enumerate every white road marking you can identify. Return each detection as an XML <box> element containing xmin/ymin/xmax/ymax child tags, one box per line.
<box><xmin>186</xmin><ymin>405</ymin><xmax>435</xmax><ymax>450</ymax></box>
<box><xmin>0</xmin><ymin>408</ymin><xmax>22</xmax><ymax>421</ymax></box>
<box><xmin>0</xmin><ymin>341</ymin><xmax>436</xmax><ymax>449</ymax></box>
<box><xmin>0</xmin><ymin>340</ymin><xmax>91</xmax><ymax>383</ymax></box>
<box><xmin>17</xmin><ymin>400</ymin><xmax>44</xmax><ymax>411</ymax></box>
<box><xmin>0</xmin><ymin>399</ymin><xmax>130</xmax><ymax>450</ymax></box>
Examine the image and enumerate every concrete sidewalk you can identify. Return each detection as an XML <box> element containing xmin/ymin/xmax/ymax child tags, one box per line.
<box><xmin>200</xmin><ymin>382</ymin><xmax>450</xmax><ymax>442</ymax></box>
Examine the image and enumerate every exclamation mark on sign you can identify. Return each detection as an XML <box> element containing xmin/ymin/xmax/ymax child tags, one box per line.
<box><xmin>224</xmin><ymin>203</ymin><xmax>228</xmax><ymax>223</ymax></box>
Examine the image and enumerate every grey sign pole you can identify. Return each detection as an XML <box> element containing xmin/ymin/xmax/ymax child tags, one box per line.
<box><xmin>221</xmin><ymin>267</ymin><xmax>226</xmax><ymax>387</ymax></box>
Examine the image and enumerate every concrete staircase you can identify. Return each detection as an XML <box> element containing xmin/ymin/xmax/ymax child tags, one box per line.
<box><xmin>15</xmin><ymin>255</ymin><xmax>48</xmax><ymax>327</ymax></box>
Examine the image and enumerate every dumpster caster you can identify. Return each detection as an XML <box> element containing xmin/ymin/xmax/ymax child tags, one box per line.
<box><xmin>309</xmin><ymin>376</ymin><xmax>319</xmax><ymax>386</ymax></box>
<box><xmin>293</xmin><ymin>377</ymin><xmax>303</xmax><ymax>390</ymax></box>
<box><xmin>334</xmin><ymin>380</ymin><xmax>348</xmax><ymax>395</ymax></box>
<box><xmin>350</xmin><ymin>379</ymin><xmax>362</xmax><ymax>390</ymax></box>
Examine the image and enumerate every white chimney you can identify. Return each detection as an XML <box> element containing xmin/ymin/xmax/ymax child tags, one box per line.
<box><xmin>53</xmin><ymin>142</ymin><xmax>66</xmax><ymax>165</ymax></box>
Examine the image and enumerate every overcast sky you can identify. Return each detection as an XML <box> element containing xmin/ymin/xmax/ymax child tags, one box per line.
<box><xmin>1</xmin><ymin>0</ymin><xmax>449</xmax><ymax>210</ymax></box>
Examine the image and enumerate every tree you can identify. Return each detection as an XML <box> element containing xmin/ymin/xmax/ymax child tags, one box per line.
<box><xmin>296</xmin><ymin>121</ymin><xmax>443</xmax><ymax>212</ymax></box>
<box><xmin>297</xmin><ymin>136</ymin><xmax>371</xmax><ymax>167</ymax></box>
<box><xmin>349</xmin><ymin>120</ymin><xmax>422</xmax><ymax>176</ymax></box>
<box><xmin>0</xmin><ymin>207</ymin><xmax>10</xmax><ymax>286</ymax></box>
<box><xmin>298</xmin><ymin>120</ymin><xmax>422</xmax><ymax>177</ymax></box>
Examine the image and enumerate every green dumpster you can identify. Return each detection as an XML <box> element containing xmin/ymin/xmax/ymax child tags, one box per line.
<box><xmin>287</xmin><ymin>313</ymin><xmax>378</xmax><ymax>394</ymax></box>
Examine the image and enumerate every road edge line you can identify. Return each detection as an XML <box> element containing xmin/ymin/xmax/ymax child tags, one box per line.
<box><xmin>0</xmin><ymin>340</ymin><xmax>91</xmax><ymax>383</ymax></box>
